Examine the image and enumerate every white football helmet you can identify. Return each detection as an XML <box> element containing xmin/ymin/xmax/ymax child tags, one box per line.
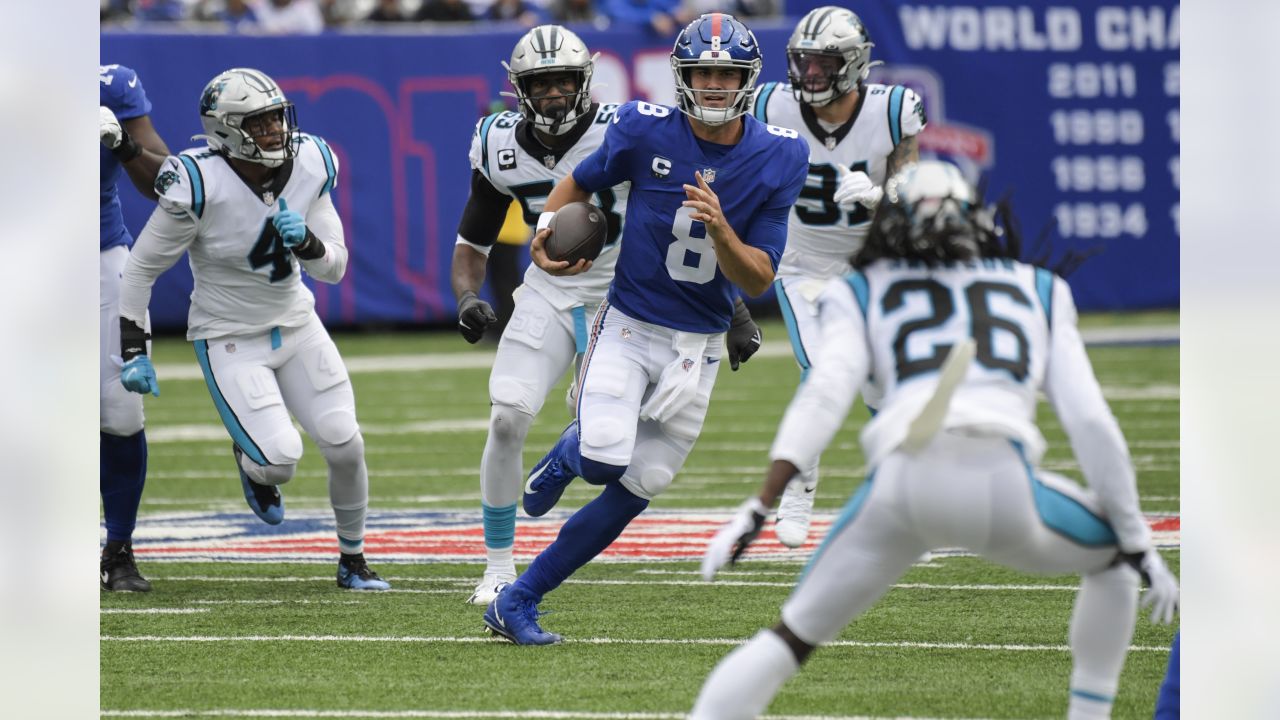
<box><xmin>502</xmin><ymin>25</ymin><xmax>597</xmax><ymax>136</ymax></box>
<box><xmin>195</xmin><ymin>68</ymin><xmax>298</xmax><ymax>167</ymax></box>
<box><xmin>859</xmin><ymin>161</ymin><xmax>996</xmax><ymax>264</ymax></box>
<box><xmin>786</xmin><ymin>7</ymin><xmax>881</xmax><ymax>106</ymax></box>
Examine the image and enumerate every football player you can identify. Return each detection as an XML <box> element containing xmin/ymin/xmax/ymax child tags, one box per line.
<box><xmin>117</xmin><ymin>68</ymin><xmax>389</xmax><ymax>591</ymax></box>
<box><xmin>693</xmin><ymin>161</ymin><xmax>1179</xmax><ymax>719</ymax></box>
<box><xmin>752</xmin><ymin>6</ymin><xmax>926</xmax><ymax>547</ymax></box>
<box><xmin>452</xmin><ymin>25</ymin><xmax>762</xmax><ymax>605</ymax></box>
<box><xmin>99</xmin><ymin>63</ymin><xmax>171</xmax><ymax>592</ymax></box>
<box><xmin>480</xmin><ymin>13</ymin><xmax>808</xmax><ymax>645</ymax></box>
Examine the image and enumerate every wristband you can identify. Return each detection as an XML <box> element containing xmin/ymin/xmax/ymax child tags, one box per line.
<box><xmin>111</xmin><ymin>131</ymin><xmax>142</xmax><ymax>163</ymax></box>
<box><xmin>290</xmin><ymin>229</ymin><xmax>326</xmax><ymax>260</ymax></box>
<box><xmin>120</xmin><ymin>317</ymin><xmax>150</xmax><ymax>361</ymax></box>
<box><xmin>536</xmin><ymin>211</ymin><xmax>555</xmax><ymax>233</ymax></box>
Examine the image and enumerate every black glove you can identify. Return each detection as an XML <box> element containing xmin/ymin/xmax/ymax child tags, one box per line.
<box><xmin>727</xmin><ymin>297</ymin><xmax>762</xmax><ymax>371</ymax></box>
<box><xmin>457</xmin><ymin>290</ymin><xmax>497</xmax><ymax>344</ymax></box>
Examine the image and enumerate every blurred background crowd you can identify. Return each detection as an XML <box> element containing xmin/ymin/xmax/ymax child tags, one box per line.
<box><xmin>101</xmin><ymin>0</ymin><xmax>781</xmax><ymax>33</ymax></box>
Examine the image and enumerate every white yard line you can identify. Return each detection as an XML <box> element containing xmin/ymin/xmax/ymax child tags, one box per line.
<box><xmin>100</xmin><ymin>710</ymin><xmax>983</xmax><ymax>720</ymax></box>
<box><xmin>98</xmin><ymin>634</ymin><xmax>1169</xmax><ymax>653</ymax></box>
<box><xmin>100</xmin><ymin>608</ymin><xmax>210</xmax><ymax>615</ymax></box>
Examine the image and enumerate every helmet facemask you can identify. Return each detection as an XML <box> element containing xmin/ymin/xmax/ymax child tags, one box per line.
<box><xmin>503</xmin><ymin>25</ymin><xmax>597</xmax><ymax>137</ymax></box>
<box><xmin>671</xmin><ymin>58</ymin><xmax>761</xmax><ymax>126</ymax></box>
<box><xmin>511</xmin><ymin>67</ymin><xmax>593</xmax><ymax>136</ymax></box>
<box><xmin>786</xmin><ymin>6</ymin><xmax>881</xmax><ymax>107</ymax></box>
<box><xmin>229</xmin><ymin>104</ymin><xmax>298</xmax><ymax>168</ymax></box>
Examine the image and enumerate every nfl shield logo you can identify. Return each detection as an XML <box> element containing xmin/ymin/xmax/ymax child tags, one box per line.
<box><xmin>681</xmin><ymin>358</ymin><xmax>694</xmax><ymax>372</ymax></box>
<box><xmin>225</xmin><ymin>343</ymin><xmax>237</xmax><ymax>353</ymax></box>
<box><xmin>543</xmin><ymin>155</ymin><xmax>557</xmax><ymax>169</ymax></box>
<box><xmin>702</xmin><ymin>168</ymin><xmax>716</xmax><ymax>183</ymax></box>
<box><xmin>262</xmin><ymin>191</ymin><xmax>275</xmax><ymax>205</ymax></box>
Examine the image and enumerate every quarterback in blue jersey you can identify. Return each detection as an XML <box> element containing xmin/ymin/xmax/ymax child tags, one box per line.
<box><xmin>99</xmin><ymin>63</ymin><xmax>170</xmax><ymax>592</ymax></box>
<box><xmin>481</xmin><ymin>13</ymin><xmax>809</xmax><ymax>645</ymax></box>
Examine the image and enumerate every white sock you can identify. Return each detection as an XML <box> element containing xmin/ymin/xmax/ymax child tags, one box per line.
<box><xmin>486</xmin><ymin>545</ymin><xmax>515</xmax><ymax>577</ymax></box>
<box><xmin>690</xmin><ymin>630</ymin><xmax>799</xmax><ymax>720</ymax></box>
<box><xmin>1066</xmin><ymin>562</ymin><xmax>1140</xmax><ymax>720</ymax></box>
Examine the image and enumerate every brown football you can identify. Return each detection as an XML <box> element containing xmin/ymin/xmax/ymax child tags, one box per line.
<box><xmin>546</xmin><ymin>201</ymin><xmax>608</xmax><ymax>265</ymax></box>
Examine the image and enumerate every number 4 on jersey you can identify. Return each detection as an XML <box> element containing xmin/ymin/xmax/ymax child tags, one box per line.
<box><xmin>248</xmin><ymin>220</ymin><xmax>293</xmax><ymax>282</ymax></box>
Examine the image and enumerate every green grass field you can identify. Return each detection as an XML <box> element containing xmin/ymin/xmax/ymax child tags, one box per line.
<box><xmin>101</xmin><ymin>315</ymin><xmax>1179</xmax><ymax>719</ymax></box>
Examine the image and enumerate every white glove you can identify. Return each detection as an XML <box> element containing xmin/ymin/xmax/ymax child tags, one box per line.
<box><xmin>100</xmin><ymin>106</ymin><xmax>123</xmax><ymax>150</ymax></box>
<box><xmin>833</xmin><ymin>164</ymin><xmax>883</xmax><ymax>210</ymax></box>
<box><xmin>701</xmin><ymin>497</ymin><xmax>768</xmax><ymax>581</ymax></box>
<box><xmin>1123</xmin><ymin>548</ymin><xmax>1179</xmax><ymax>624</ymax></box>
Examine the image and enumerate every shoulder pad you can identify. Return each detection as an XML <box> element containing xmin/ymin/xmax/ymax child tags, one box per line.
<box><xmin>886</xmin><ymin>86</ymin><xmax>927</xmax><ymax>146</ymax></box>
<box><xmin>298</xmin><ymin>134</ymin><xmax>339</xmax><ymax>196</ymax></box>
<box><xmin>900</xmin><ymin>87</ymin><xmax>927</xmax><ymax>137</ymax></box>
<box><xmin>470</xmin><ymin>111</ymin><xmax>521</xmax><ymax>176</ymax></box>
<box><xmin>155</xmin><ymin>154</ymin><xmax>206</xmax><ymax>219</ymax></box>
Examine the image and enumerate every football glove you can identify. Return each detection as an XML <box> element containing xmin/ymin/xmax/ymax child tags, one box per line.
<box><xmin>100</xmin><ymin>105</ymin><xmax>141</xmax><ymax>162</ymax></box>
<box><xmin>701</xmin><ymin>497</ymin><xmax>768</xmax><ymax>581</ymax></box>
<box><xmin>273</xmin><ymin>198</ymin><xmax>308</xmax><ymax>247</ymax></box>
<box><xmin>727</xmin><ymin>298</ymin><xmax>762</xmax><ymax>371</ymax></box>
<box><xmin>457</xmin><ymin>290</ymin><xmax>497</xmax><ymax>344</ymax></box>
<box><xmin>1119</xmin><ymin>548</ymin><xmax>1179</xmax><ymax>624</ymax></box>
<box><xmin>99</xmin><ymin>106</ymin><xmax>123</xmax><ymax>149</ymax></box>
<box><xmin>833</xmin><ymin>165</ymin><xmax>883</xmax><ymax>210</ymax></box>
<box><xmin>120</xmin><ymin>356</ymin><xmax>160</xmax><ymax>397</ymax></box>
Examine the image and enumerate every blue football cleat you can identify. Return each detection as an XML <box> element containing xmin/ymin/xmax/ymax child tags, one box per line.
<box><xmin>483</xmin><ymin>583</ymin><xmax>562</xmax><ymax>645</ymax></box>
<box><xmin>234</xmin><ymin>445</ymin><xmax>284</xmax><ymax>525</ymax></box>
<box><xmin>523</xmin><ymin>436</ymin><xmax>578</xmax><ymax>517</ymax></box>
<box><xmin>336</xmin><ymin>553</ymin><xmax>391</xmax><ymax>591</ymax></box>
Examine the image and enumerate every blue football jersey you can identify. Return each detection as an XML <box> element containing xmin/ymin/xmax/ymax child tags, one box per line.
<box><xmin>100</xmin><ymin>64</ymin><xmax>153</xmax><ymax>251</ymax></box>
<box><xmin>573</xmin><ymin>101</ymin><xmax>808</xmax><ymax>333</ymax></box>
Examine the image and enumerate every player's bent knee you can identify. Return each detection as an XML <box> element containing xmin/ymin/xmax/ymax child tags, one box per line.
<box><xmin>489</xmin><ymin>403</ymin><xmax>533</xmax><ymax>447</ymax></box>
<box><xmin>321</xmin><ymin>432</ymin><xmax>365</xmax><ymax>469</ymax></box>
<box><xmin>631</xmin><ymin>466</ymin><xmax>673</xmax><ymax>499</ymax></box>
<box><xmin>260</xmin><ymin>428</ymin><xmax>305</xmax><ymax>468</ymax></box>
<box><xmin>314</xmin><ymin>408</ymin><xmax>359</xmax><ymax>447</ymax></box>
<box><xmin>580</xmin><ymin>417</ymin><xmax>630</xmax><ymax>451</ymax></box>
<box><xmin>581</xmin><ymin>457</ymin><xmax>627</xmax><ymax>486</ymax></box>
<box><xmin>490</xmin><ymin>377</ymin><xmax>537</xmax><ymax>416</ymax></box>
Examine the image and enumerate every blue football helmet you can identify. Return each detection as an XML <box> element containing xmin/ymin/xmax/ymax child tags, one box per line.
<box><xmin>670</xmin><ymin>13</ymin><xmax>763</xmax><ymax>126</ymax></box>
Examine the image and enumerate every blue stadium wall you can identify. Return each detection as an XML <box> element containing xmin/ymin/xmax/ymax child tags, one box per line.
<box><xmin>104</xmin><ymin>1</ymin><xmax>1178</xmax><ymax>330</ymax></box>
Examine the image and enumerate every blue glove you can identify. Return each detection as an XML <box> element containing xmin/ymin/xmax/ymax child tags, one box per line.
<box><xmin>273</xmin><ymin>198</ymin><xmax>308</xmax><ymax>247</ymax></box>
<box><xmin>120</xmin><ymin>356</ymin><xmax>160</xmax><ymax>397</ymax></box>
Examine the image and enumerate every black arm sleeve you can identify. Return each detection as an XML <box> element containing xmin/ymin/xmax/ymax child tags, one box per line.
<box><xmin>456</xmin><ymin>169</ymin><xmax>513</xmax><ymax>247</ymax></box>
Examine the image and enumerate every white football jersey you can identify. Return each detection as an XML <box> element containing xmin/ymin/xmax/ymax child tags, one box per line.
<box><xmin>153</xmin><ymin>134</ymin><xmax>339</xmax><ymax>339</ymax></box>
<box><xmin>469</xmin><ymin>104</ymin><xmax>629</xmax><ymax>310</ymax></box>
<box><xmin>771</xmin><ymin>258</ymin><xmax>1151</xmax><ymax>550</ymax></box>
<box><xmin>752</xmin><ymin>82</ymin><xmax>926</xmax><ymax>279</ymax></box>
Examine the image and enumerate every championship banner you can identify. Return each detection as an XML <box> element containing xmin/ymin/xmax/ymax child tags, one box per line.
<box><xmin>104</xmin><ymin>2</ymin><xmax>1177</xmax><ymax>329</ymax></box>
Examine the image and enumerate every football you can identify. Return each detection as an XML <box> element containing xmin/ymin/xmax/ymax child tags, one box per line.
<box><xmin>545</xmin><ymin>201</ymin><xmax>608</xmax><ymax>265</ymax></box>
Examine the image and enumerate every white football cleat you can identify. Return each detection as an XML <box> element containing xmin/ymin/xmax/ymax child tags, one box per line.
<box><xmin>467</xmin><ymin>571</ymin><xmax>516</xmax><ymax>606</ymax></box>
<box><xmin>775</xmin><ymin>479</ymin><xmax>817</xmax><ymax>548</ymax></box>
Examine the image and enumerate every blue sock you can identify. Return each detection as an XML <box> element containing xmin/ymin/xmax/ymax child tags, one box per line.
<box><xmin>482</xmin><ymin>502</ymin><xmax>517</xmax><ymax>549</ymax></box>
<box><xmin>516</xmin><ymin>481</ymin><xmax>649</xmax><ymax>600</ymax></box>
<box><xmin>100</xmin><ymin>430</ymin><xmax>148</xmax><ymax>543</ymax></box>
